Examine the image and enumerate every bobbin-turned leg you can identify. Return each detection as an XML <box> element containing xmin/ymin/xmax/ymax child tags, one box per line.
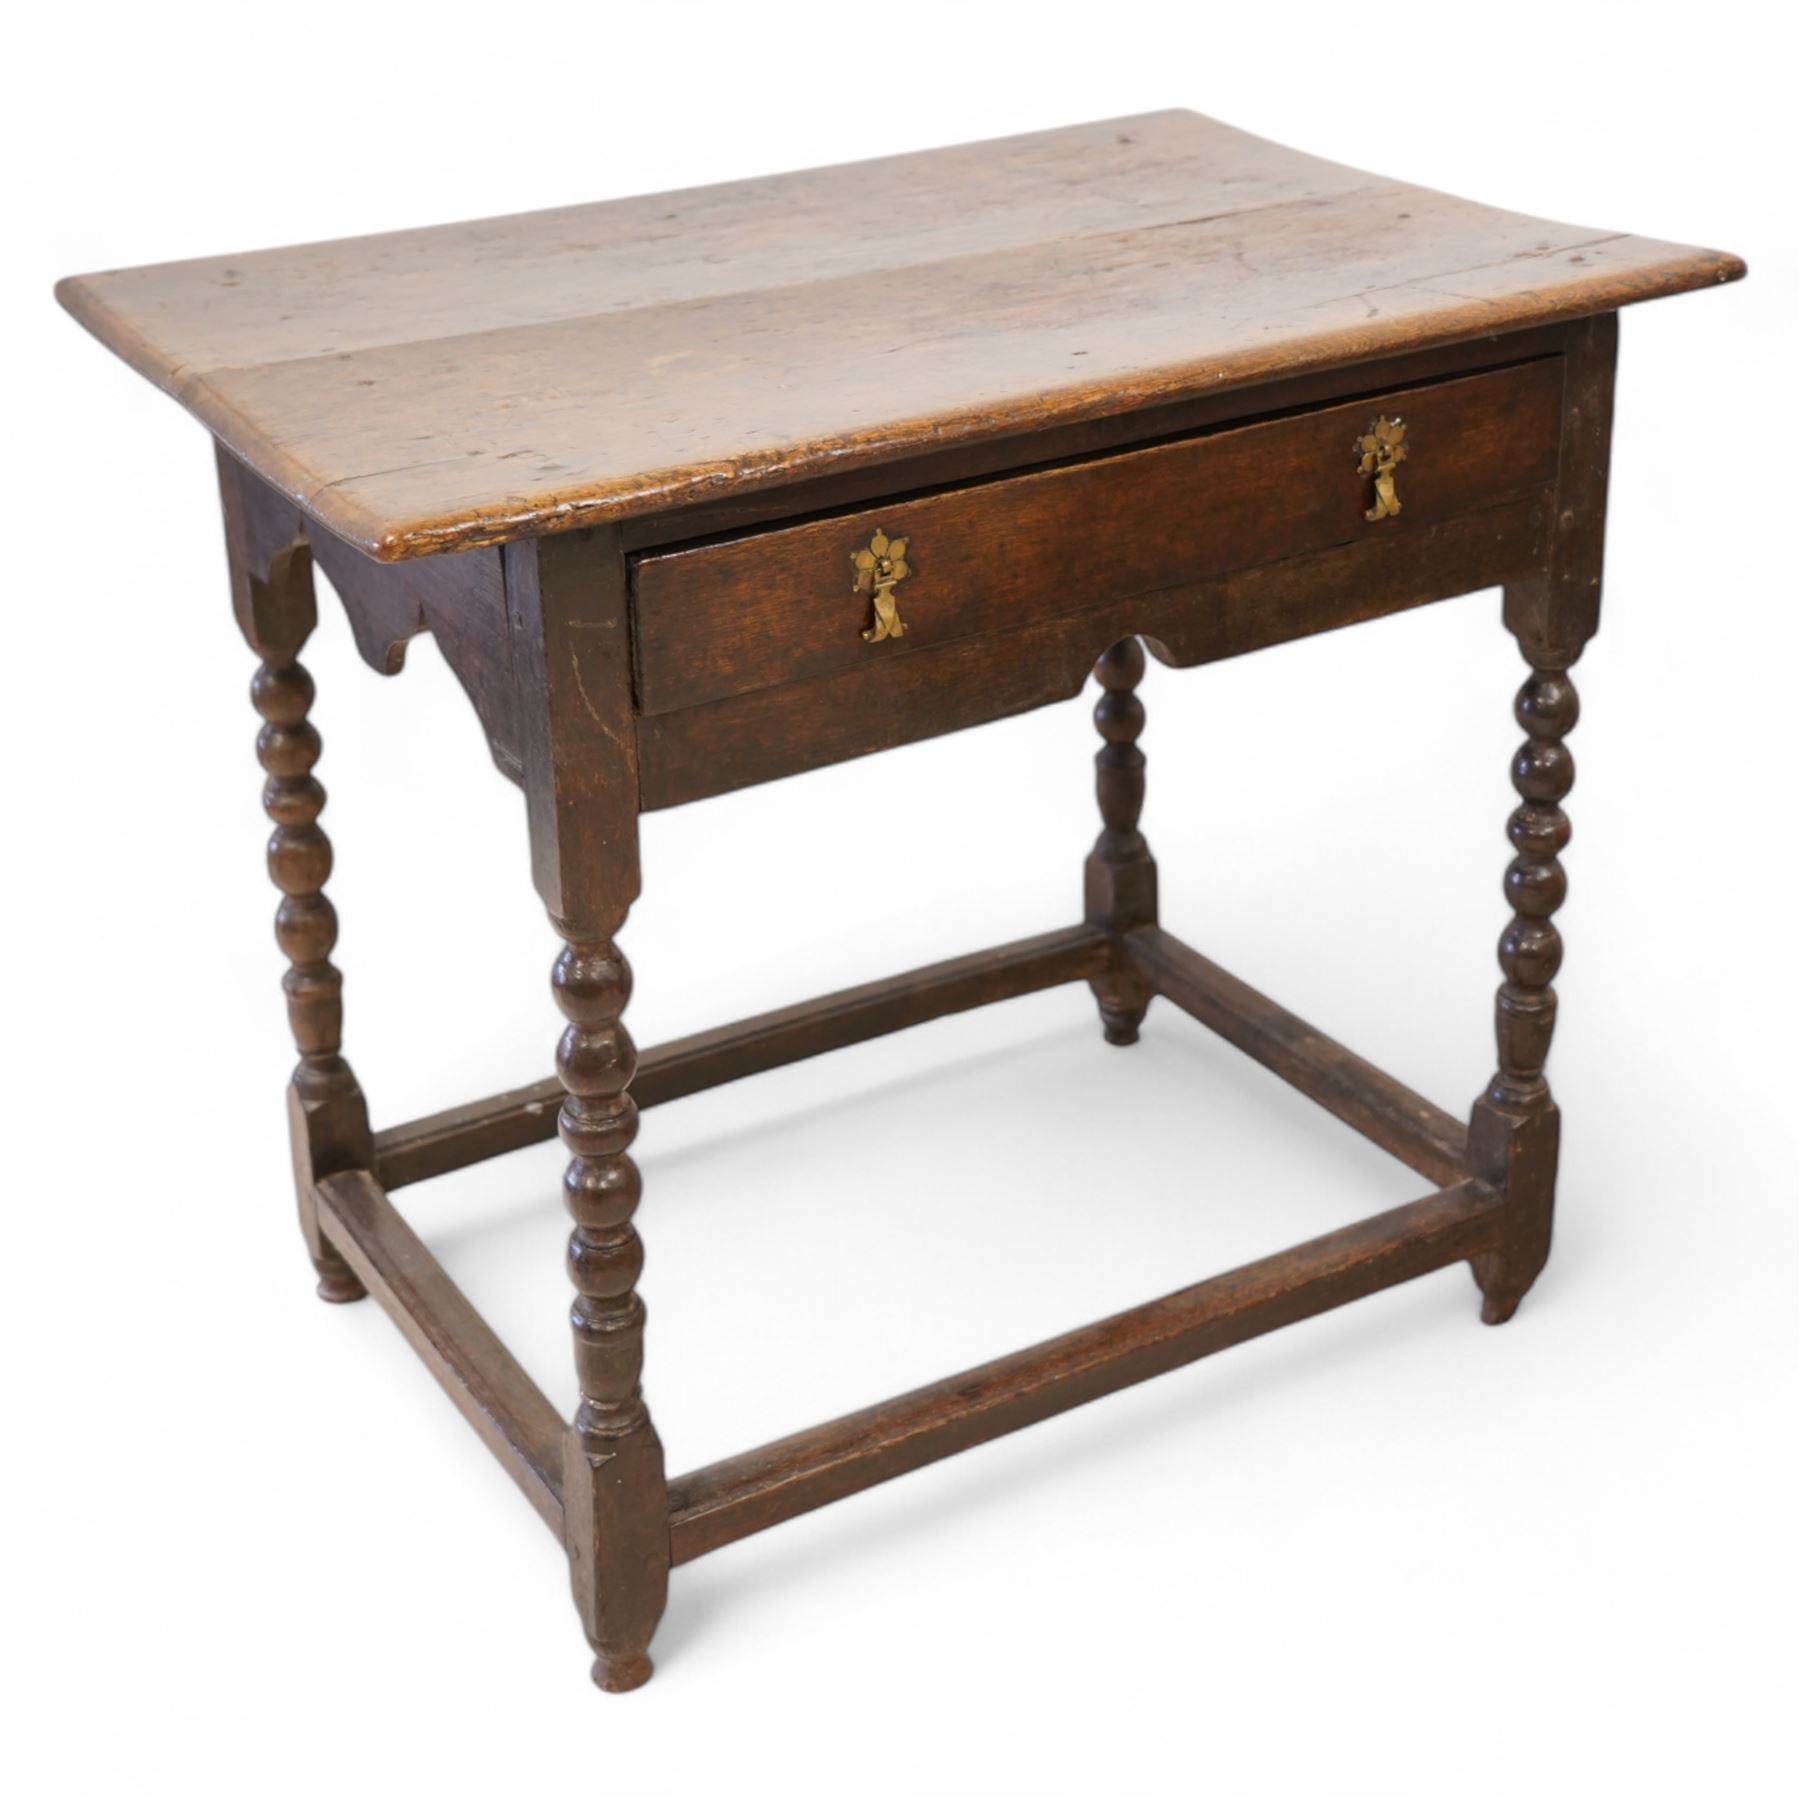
<box><xmin>1468</xmin><ymin>649</ymin><xmax>1577</xmax><ymax>1324</ymax></box>
<box><xmin>1468</xmin><ymin>313</ymin><xmax>1616</xmax><ymax>1325</ymax></box>
<box><xmin>507</xmin><ymin>529</ymin><xmax>668</xmax><ymax>1692</ymax></box>
<box><xmin>551</xmin><ymin>921</ymin><xmax>665</xmax><ymax>1691</ymax></box>
<box><xmin>1085</xmin><ymin>637</ymin><xmax>1158</xmax><ymax>1044</ymax></box>
<box><xmin>221</xmin><ymin>457</ymin><xmax>374</xmax><ymax>1303</ymax></box>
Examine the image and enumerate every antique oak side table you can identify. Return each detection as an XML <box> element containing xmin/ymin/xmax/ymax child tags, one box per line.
<box><xmin>58</xmin><ymin>112</ymin><xmax>1743</xmax><ymax>1691</ymax></box>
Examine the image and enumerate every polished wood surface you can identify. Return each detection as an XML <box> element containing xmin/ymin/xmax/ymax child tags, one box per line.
<box><xmin>1084</xmin><ymin>639</ymin><xmax>1158</xmax><ymax>1044</ymax></box>
<box><xmin>1124</xmin><ymin>926</ymin><xmax>1470</xmax><ymax>1187</ymax></box>
<box><xmin>58</xmin><ymin>110</ymin><xmax>1739</xmax><ymax>562</ymax></box>
<box><xmin>667</xmin><ymin>1180</ymin><xmax>1502</xmax><ymax>1565</ymax></box>
<box><xmin>315</xmin><ymin>1170</ymin><xmax>566</xmax><ymax>1533</ymax></box>
<box><xmin>57</xmin><ymin>114</ymin><xmax>1743</xmax><ymax>1696</ymax></box>
<box><xmin>1468</xmin><ymin>312</ymin><xmax>1617</xmax><ymax>1326</ymax></box>
<box><xmin>634</xmin><ymin>486</ymin><xmax>1551</xmax><ymax>809</ymax></box>
<box><xmin>219</xmin><ymin>452</ymin><xmax>375</xmax><ymax>1304</ymax></box>
<box><xmin>631</xmin><ymin>357</ymin><xmax>1563</xmax><ymax>714</ymax></box>
<box><xmin>371</xmin><ymin>925</ymin><xmax>1111</xmax><ymax>1189</ymax></box>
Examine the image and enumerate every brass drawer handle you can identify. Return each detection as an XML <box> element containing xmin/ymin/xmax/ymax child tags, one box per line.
<box><xmin>1355</xmin><ymin>415</ymin><xmax>1407</xmax><ymax>521</ymax></box>
<box><xmin>852</xmin><ymin>528</ymin><xmax>911</xmax><ymax>642</ymax></box>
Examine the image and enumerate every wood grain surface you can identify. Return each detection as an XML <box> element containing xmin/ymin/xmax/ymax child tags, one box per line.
<box><xmin>631</xmin><ymin>357</ymin><xmax>1562</xmax><ymax>712</ymax></box>
<box><xmin>635</xmin><ymin>493</ymin><xmax>1550</xmax><ymax>809</ymax></box>
<box><xmin>57</xmin><ymin>110</ymin><xmax>1741</xmax><ymax>562</ymax></box>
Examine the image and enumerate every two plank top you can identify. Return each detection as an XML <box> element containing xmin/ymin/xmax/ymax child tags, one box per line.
<box><xmin>58</xmin><ymin>110</ymin><xmax>1743</xmax><ymax>563</ymax></box>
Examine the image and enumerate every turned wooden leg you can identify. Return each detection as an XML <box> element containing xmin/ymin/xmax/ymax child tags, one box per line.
<box><xmin>1469</xmin><ymin>654</ymin><xmax>1578</xmax><ymax>1324</ymax></box>
<box><xmin>551</xmin><ymin>920</ymin><xmax>668</xmax><ymax>1691</ymax></box>
<box><xmin>1084</xmin><ymin>636</ymin><xmax>1158</xmax><ymax>1043</ymax></box>
<box><xmin>506</xmin><ymin>530</ymin><xmax>669</xmax><ymax>1692</ymax></box>
<box><xmin>254</xmin><ymin>645</ymin><xmax>373</xmax><ymax>1302</ymax></box>
<box><xmin>222</xmin><ymin>453</ymin><xmax>375</xmax><ymax>1304</ymax></box>
<box><xmin>1468</xmin><ymin>315</ymin><xmax>1614</xmax><ymax>1326</ymax></box>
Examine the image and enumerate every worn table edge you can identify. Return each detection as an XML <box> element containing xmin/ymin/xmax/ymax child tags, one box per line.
<box><xmin>54</xmin><ymin>205</ymin><xmax>1745</xmax><ymax>569</ymax></box>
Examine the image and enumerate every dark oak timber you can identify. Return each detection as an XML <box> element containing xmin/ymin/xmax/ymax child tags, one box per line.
<box><xmin>630</xmin><ymin>359</ymin><xmax>1562</xmax><ymax>715</ymax></box>
<box><xmin>1085</xmin><ymin>640</ymin><xmax>1158</xmax><ymax>1044</ymax></box>
<box><xmin>635</xmin><ymin>494</ymin><xmax>1552</xmax><ymax>811</ymax></box>
<box><xmin>373</xmin><ymin>924</ymin><xmax>1109</xmax><ymax>1190</ymax></box>
<box><xmin>509</xmin><ymin>529</ymin><xmax>668</xmax><ymax>1694</ymax></box>
<box><xmin>1468</xmin><ymin>312</ymin><xmax>1619</xmax><ymax>1325</ymax></box>
<box><xmin>1125</xmin><ymin>926</ymin><xmax>1470</xmax><ymax>1187</ymax></box>
<box><xmin>668</xmin><ymin>1180</ymin><xmax>1501</xmax><ymax>1564</ymax></box>
<box><xmin>58</xmin><ymin>112</ymin><xmax>1737</xmax><ymax>560</ymax></box>
<box><xmin>315</xmin><ymin>1171</ymin><xmax>566</xmax><ymax>1533</ymax></box>
<box><xmin>58</xmin><ymin>112</ymin><xmax>1741</xmax><ymax>1695</ymax></box>
<box><xmin>220</xmin><ymin>450</ymin><xmax>375</xmax><ymax>1304</ymax></box>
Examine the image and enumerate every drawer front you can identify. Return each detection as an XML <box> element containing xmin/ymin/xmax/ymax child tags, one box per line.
<box><xmin>630</xmin><ymin>357</ymin><xmax>1563</xmax><ymax>716</ymax></box>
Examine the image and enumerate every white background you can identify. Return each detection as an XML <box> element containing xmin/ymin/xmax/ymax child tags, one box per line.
<box><xmin>3</xmin><ymin>4</ymin><xmax>1793</xmax><ymax>1796</ymax></box>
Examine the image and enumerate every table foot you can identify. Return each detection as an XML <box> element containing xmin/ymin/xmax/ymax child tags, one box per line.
<box><xmin>1478</xmin><ymin>1286</ymin><xmax>1524</xmax><ymax>1327</ymax></box>
<box><xmin>315</xmin><ymin>1266</ymin><xmax>367</xmax><ymax>1305</ymax></box>
<box><xmin>1099</xmin><ymin>1006</ymin><xmax>1146</xmax><ymax>1047</ymax></box>
<box><xmin>591</xmin><ymin>1651</ymin><xmax>654</xmax><ymax>1694</ymax></box>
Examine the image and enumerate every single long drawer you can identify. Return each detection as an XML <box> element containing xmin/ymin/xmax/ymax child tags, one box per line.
<box><xmin>630</xmin><ymin>356</ymin><xmax>1563</xmax><ymax>716</ymax></box>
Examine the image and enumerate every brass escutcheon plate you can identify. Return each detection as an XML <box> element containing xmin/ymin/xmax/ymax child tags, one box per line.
<box><xmin>1355</xmin><ymin>415</ymin><xmax>1407</xmax><ymax>521</ymax></box>
<box><xmin>851</xmin><ymin>528</ymin><xmax>911</xmax><ymax>642</ymax></box>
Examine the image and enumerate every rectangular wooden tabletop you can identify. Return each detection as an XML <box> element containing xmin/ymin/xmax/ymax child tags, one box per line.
<box><xmin>57</xmin><ymin>110</ymin><xmax>1742</xmax><ymax>563</ymax></box>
